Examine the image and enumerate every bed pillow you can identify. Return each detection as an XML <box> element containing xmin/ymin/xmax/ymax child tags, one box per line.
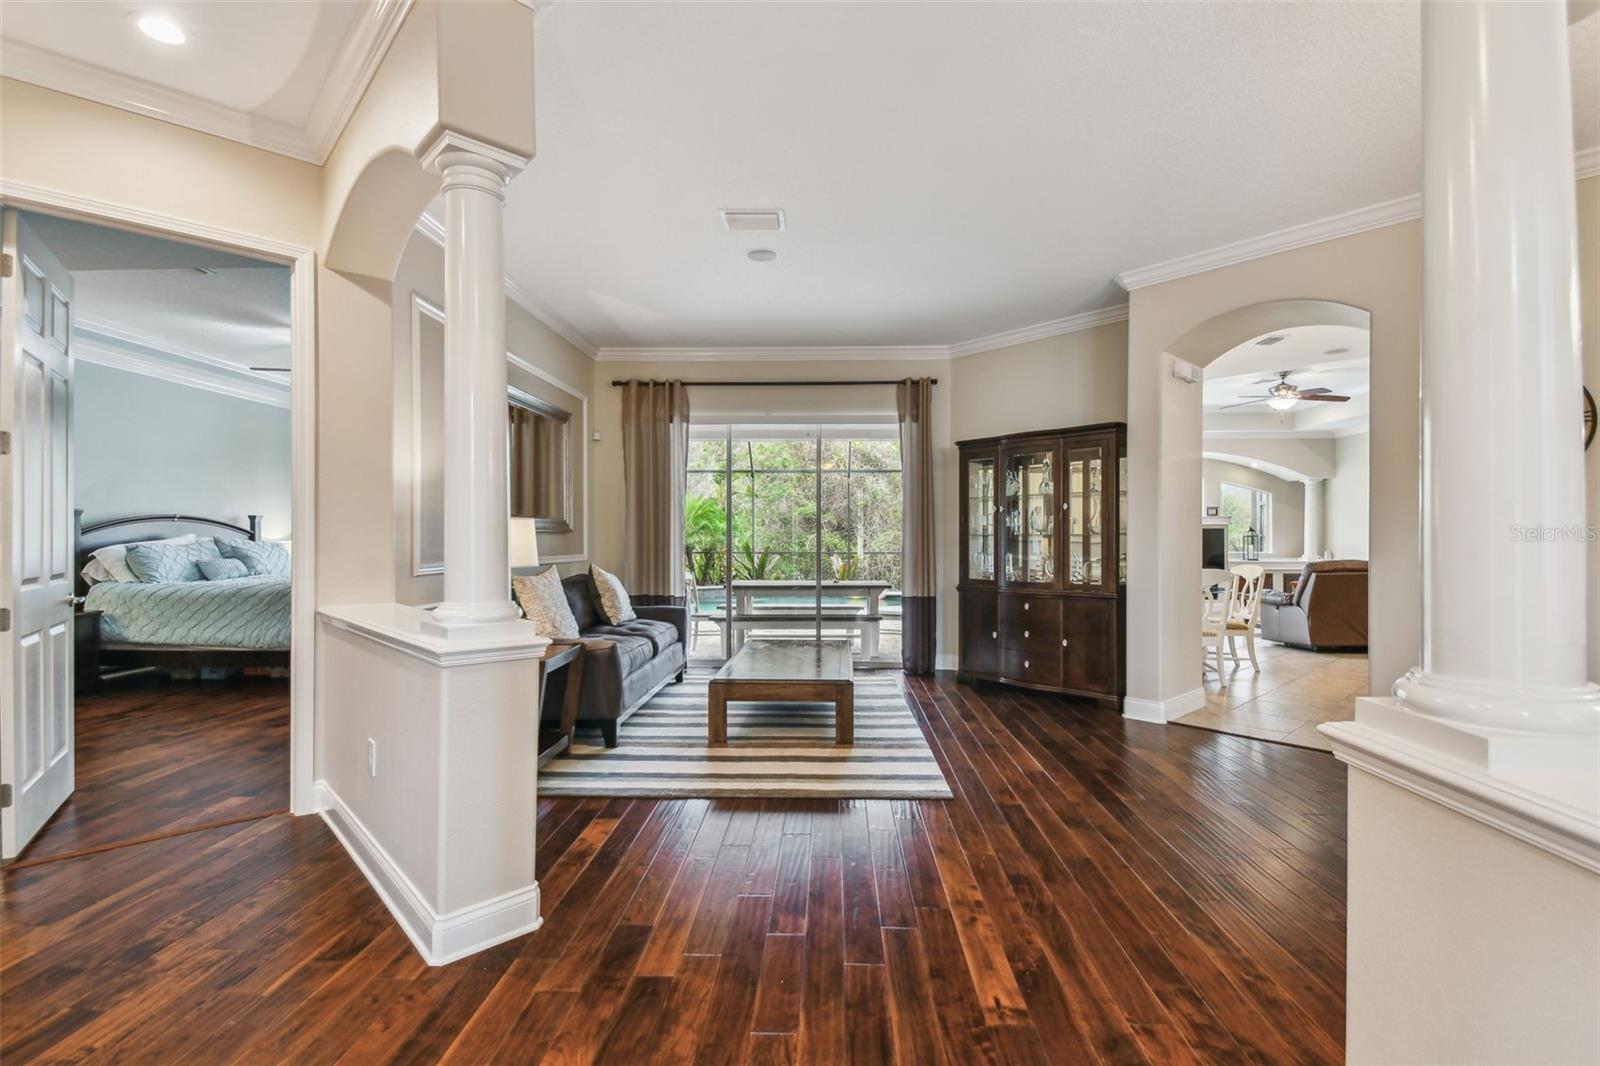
<box><xmin>125</xmin><ymin>538</ymin><xmax>222</xmax><ymax>583</ymax></box>
<box><xmin>589</xmin><ymin>564</ymin><xmax>637</xmax><ymax>624</ymax></box>
<box><xmin>220</xmin><ymin>539</ymin><xmax>291</xmax><ymax>578</ymax></box>
<box><xmin>83</xmin><ymin>533</ymin><xmax>197</xmax><ymax>585</ymax></box>
<box><xmin>511</xmin><ymin>567</ymin><xmax>580</xmax><ymax>639</ymax></box>
<box><xmin>198</xmin><ymin>557</ymin><xmax>249</xmax><ymax>581</ymax></box>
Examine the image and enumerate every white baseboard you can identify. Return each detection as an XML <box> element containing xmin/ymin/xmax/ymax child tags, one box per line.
<box><xmin>1123</xmin><ymin>686</ymin><xmax>1206</xmax><ymax>724</ymax></box>
<box><xmin>315</xmin><ymin>781</ymin><xmax>542</xmax><ymax>966</ymax></box>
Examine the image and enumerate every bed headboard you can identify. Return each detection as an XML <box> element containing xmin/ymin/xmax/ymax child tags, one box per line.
<box><xmin>74</xmin><ymin>509</ymin><xmax>262</xmax><ymax>595</ymax></box>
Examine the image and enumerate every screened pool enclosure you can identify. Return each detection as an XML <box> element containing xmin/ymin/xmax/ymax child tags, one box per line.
<box><xmin>684</xmin><ymin>423</ymin><xmax>903</xmax><ymax>665</ymax></box>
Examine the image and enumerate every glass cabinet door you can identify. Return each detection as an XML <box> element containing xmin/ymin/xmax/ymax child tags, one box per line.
<box><xmin>1064</xmin><ymin>441</ymin><xmax>1105</xmax><ymax>589</ymax></box>
<box><xmin>964</xmin><ymin>453</ymin><xmax>997</xmax><ymax>583</ymax></box>
<box><xmin>1001</xmin><ymin>445</ymin><xmax>1058</xmax><ymax>586</ymax></box>
<box><xmin>1118</xmin><ymin>454</ymin><xmax>1128</xmax><ymax>585</ymax></box>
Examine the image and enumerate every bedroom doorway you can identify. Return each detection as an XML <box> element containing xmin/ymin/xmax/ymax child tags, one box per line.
<box><xmin>0</xmin><ymin>201</ymin><xmax>311</xmax><ymax>863</ymax></box>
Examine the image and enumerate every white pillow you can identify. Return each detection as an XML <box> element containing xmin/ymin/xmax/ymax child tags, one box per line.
<box><xmin>590</xmin><ymin>564</ymin><xmax>637</xmax><ymax>624</ymax></box>
<box><xmin>511</xmin><ymin>567</ymin><xmax>580</xmax><ymax>640</ymax></box>
<box><xmin>83</xmin><ymin>533</ymin><xmax>197</xmax><ymax>585</ymax></box>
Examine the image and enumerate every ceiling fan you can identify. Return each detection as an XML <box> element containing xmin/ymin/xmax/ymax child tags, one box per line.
<box><xmin>1220</xmin><ymin>371</ymin><xmax>1350</xmax><ymax>412</ymax></box>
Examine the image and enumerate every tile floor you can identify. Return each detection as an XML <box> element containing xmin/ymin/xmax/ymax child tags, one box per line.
<box><xmin>1171</xmin><ymin>638</ymin><xmax>1369</xmax><ymax>752</ymax></box>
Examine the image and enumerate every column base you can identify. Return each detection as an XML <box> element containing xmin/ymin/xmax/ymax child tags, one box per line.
<box><xmin>1321</xmin><ymin>696</ymin><xmax>1600</xmax><ymax>870</ymax></box>
<box><xmin>1393</xmin><ymin>669</ymin><xmax>1600</xmax><ymax>735</ymax></box>
<box><xmin>425</xmin><ymin>600</ymin><xmax>523</xmax><ymax>634</ymax></box>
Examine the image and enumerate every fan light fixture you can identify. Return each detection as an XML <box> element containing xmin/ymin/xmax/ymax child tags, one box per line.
<box><xmin>1266</xmin><ymin>394</ymin><xmax>1299</xmax><ymax>412</ymax></box>
<box><xmin>137</xmin><ymin>14</ymin><xmax>186</xmax><ymax>44</ymax></box>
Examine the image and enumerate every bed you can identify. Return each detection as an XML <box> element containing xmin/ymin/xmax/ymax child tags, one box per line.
<box><xmin>74</xmin><ymin>511</ymin><xmax>291</xmax><ymax>676</ymax></box>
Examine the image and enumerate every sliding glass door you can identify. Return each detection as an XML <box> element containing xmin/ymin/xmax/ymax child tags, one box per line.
<box><xmin>685</xmin><ymin>422</ymin><xmax>902</xmax><ymax>666</ymax></box>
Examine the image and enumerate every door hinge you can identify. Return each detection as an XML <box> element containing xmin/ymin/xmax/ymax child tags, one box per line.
<box><xmin>0</xmin><ymin>783</ymin><xmax>11</xmax><ymax>809</ymax></box>
<box><xmin>0</xmin><ymin>430</ymin><xmax>10</xmax><ymax>456</ymax></box>
<box><xmin>0</xmin><ymin>253</ymin><xmax>12</xmax><ymax>279</ymax></box>
<box><xmin>0</xmin><ymin>607</ymin><xmax>10</xmax><ymax>633</ymax></box>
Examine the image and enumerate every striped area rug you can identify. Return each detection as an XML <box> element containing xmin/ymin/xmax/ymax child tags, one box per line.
<box><xmin>539</xmin><ymin>674</ymin><xmax>953</xmax><ymax>799</ymax></box>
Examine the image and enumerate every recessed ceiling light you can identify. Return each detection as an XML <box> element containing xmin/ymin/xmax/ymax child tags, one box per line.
<box><xmin>747</xmin><ymin>248</ymin><xmax>778</xmax><ymax>262</ymax></box>
<box><xmin>1254</xmin><ymin>335</ymin><xmax>1287</xmax><ymax>346</ymax></box>
<box><xmin>137</xmin><ymin>14</ymin><xmax>186</xmax><ymax>44</ymax></box>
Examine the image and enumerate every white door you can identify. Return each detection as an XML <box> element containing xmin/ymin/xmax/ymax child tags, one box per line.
<box><xmin>0</xmin><ymin>210</ymin><xmax>75</xmax><ymax>859</ymax></box>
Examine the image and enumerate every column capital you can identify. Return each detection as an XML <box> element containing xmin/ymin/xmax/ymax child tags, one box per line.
<box><xmin>418</xmin><ymin>129</ymin><xmax>529</xmax><ymax>191</ymax></box>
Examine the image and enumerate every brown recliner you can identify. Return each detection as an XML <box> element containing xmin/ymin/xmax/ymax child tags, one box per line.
<box><xmin>1258</xmin><ymin>560</ymin><xmax>1368</xmax><ymax>651</ymax></box>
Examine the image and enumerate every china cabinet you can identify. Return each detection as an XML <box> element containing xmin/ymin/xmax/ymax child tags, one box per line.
<box><xmin>957</xmin><ymin>423</ymin><xmax>1126</xmax><ymax>707</ymax></box>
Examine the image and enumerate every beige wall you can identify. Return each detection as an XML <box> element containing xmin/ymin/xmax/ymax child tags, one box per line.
<box><xmin>589</xmin><ymin>324</ymin><xmax>1130</xmax><ymax>665</ymax></box>
<box><xmin>1346</xmin><ymin>771</ymin><xmax>1600</xmax><ymax>1064</ymax></box>
<box><xmin>1325</xmin><ymin>431</ymin><xmax>1371</xmax><ymax>560</ymax></box>
<box><xmin>1202</xmin><ymin>459</ymin><xmax>1305</xmax><ymax>559</ymax></box>
<box><xmin>1127</xmin><ymin>228</ymin><xmax>1420</xmax><ymax>710</ymax></box>
<box><xmin>391</xmin><ymin>231</ymin><xmax>594</xmax><ymax>605</ymax></box>
<box><xmin>946</xmin><ymin>321</ymin><xmax>1128</xmax><ymax>440</ymax></box>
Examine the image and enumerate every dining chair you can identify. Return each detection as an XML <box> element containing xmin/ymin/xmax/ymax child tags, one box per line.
<box><xmin>1201</xmin><ymin>571</ymin><xmax>1237</xmax><ymax>684</ymax></box>
<box><xmin>1226</xmin><ymin>564</ymin><xmax>1266</xmax><ymax>672</ymax></box>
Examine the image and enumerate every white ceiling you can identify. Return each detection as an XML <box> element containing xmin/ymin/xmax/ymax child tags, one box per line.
<box><xmin>5</xmin><ymin>2</ymin><xmax>1596</xmax><ymax>354</ymax></box>
<box><xmin>23</xmin><ymin>213</ymin><xmax>291</xmax><ymax>400</ymax></box>
<box><xmin>0</xmin><ymin>0</ymin><xmax>406</xmax><ymax>162</ymax></box>
<box><xmin>1203</xmin><ymin>324</ymin><xmax>1370</xmax><ymax>436</ymax></box>
<box><xmin>506</xmin><ymin>1</ymin><xmax>1598</xmax><ymax>351</ymax></box>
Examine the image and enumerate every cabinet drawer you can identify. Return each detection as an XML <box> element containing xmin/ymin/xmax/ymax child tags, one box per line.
<box><xmin>1000</xmin><ymin>647</ymin><xmax>1062</xmax><ymax>687</ymax></box>
<box><xmin>999</xmin><ymin>595</ymin><xmax>1061</xmax><ymax>625</ymax></box>
<box><xmin>999</xmin><ymin>614</ymin><xmax>1063</xmax><ymax>654</ymax></box>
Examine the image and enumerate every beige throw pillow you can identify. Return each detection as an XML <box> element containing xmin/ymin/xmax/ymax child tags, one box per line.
<box><xmin>512</xmin><ymin>567</ymin><xmax>580</xmax><ymax>639</ymax></box>
<box><xmin>590</xmin><ymin>564</ymin><xmax>637</xmax><ymax>624</ymax></box>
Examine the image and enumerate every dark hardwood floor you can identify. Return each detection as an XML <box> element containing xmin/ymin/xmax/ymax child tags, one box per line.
<box><xmin>13</xmin><ymin>678</ymin><xmax>290</xmax><ymax>864</ymax></box>
<box><xmin>0</xmin><ymin>673</ymin><xmax>1347</xmax><ymax>1064</ymax></box>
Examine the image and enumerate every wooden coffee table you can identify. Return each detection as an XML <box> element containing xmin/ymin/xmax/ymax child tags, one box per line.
<box><xmin>708</xmin><ymin>639</ymin><xmax>855</xmax><ymax>746</ymax></box>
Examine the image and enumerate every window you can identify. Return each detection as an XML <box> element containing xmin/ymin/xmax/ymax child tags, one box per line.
<box><xmin>1219</xmin><ymin>482</ymin><xmax>1271</xmax><ymax>554</ymax></box>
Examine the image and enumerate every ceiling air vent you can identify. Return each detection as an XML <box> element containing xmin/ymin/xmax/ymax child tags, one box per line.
<box><xmin>1254</xmin><ymin>335</ymin><xmax>1287</xmax><ymax>346</ymax></box>
<box><xmin>720</xmin><ymin>209</ymin><xmax>786</xmax><ymax>232</ymax></box>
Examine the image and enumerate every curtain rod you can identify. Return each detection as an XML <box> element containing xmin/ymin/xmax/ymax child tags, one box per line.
<box><xmin>609</xmin><ymin>378</ymin><xmax>937</xmax><ymax>387</ymax></box>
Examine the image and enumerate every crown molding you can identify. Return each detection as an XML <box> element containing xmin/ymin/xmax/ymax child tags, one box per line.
<box><xmin>0</xmin><ymin>0</ymin><xmax>410</xmax><ymax>165</ymax></box>
<box><xmin>594</xmin><ymin>344</ymin><xmax>949</xmax><ymax>364</ymax></box>
<box><xmin>303</xmin><ymin>0</ymin><xmax>414</xmax><ymax>162</ymax></box>
<box><xmin>1116</xmin><ymin>194</ymin><xmax>1423</xmax><ymax>292</ymax></box>
<box><xmin>593</xmin><ymin>303</ymin><xmax>1129</xmax><ymax>363</ymax></box>
<box><xmin>75</xmin><ymin>334</ymin><xmax>290</xmax><ymax>408</ymax></box>
<box><xmin>76</xmin><ymin>313</ymin><xmax>292</xmax><ymax>384</ymax></box>
<box><xmin>946</xmin><ymin>304</ymin><xmax>1128</xmax><ymax>358</ymax></box>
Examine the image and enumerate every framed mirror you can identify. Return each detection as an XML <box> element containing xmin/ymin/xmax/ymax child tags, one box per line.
<box><xmin>509</xmin><ymin>387</ymin><xmax>574</xmax><ymax>532</ymax></box>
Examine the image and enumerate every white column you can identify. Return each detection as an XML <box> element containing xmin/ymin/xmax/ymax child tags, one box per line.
<box><xmin>1301</xmin><ymin>477</ymin><xmax>1324</xmax><ymax>561</ymax></box>
<box><xmin>1393</xmin><ymin>0</ymin><xmax>1600</xmax><ymax>734</ymax></box>
<box><xmin>421</xmin><ymin>132</ymin><xmax>529</xmax><ymax>627</ymax></box>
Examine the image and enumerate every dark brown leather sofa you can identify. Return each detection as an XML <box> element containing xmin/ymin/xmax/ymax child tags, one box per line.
<box><xmin>1258</xmin><ymin>560</ymin><xmax>1369</xmax><ymax>651</ymax></box>
<box><xmin>555</xmin><ymin>573</ymin><xmax>687</xmax><ymax>747</ymax></box>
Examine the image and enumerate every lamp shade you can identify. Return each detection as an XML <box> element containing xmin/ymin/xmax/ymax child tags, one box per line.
<box><xmin>508</xmin><ymin>518</ymin><xmax>540</xmax><ymax>568</ymax></box>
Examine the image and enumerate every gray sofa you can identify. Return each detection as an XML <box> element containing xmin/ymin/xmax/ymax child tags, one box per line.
<box><xmin>555</xmin><ymin>573</ymin><xmax>687</xmax><ymax>747</ymax></box>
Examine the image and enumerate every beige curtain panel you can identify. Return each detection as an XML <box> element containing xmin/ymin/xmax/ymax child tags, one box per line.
<box><xmin>620</xmin><ymin>379</ymin><xmax>691</xmax><ymax>604</ymax></box>
<box><xmin>898</xmin><ymin>378</ymin><xmax>936</xmax><ymax>674</ymax></box>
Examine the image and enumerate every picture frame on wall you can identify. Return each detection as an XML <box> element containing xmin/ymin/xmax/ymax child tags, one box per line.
<box><xmin>1205</xmin><ymin>506</ymin><xmax>1220</xmax><ymax>517</ymax></box>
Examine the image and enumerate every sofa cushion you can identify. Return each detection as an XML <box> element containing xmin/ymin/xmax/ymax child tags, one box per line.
<box><xmin>562</xmin><ymin>574</ymin><xmax>601</xmax><ymax>631</ymax></box>
<box><xmin>589</xmin><ymin>617</ymin><xmax>677</xmax><ymax>656</ymax></box>
<box><xmin>584</xmin><ymin>631</ymin><xmax>655</xmax><ymax>675</ymax></box>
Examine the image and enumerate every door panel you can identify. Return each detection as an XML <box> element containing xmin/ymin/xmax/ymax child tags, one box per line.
<box><xmin>2</xmin><ymin>211</ymin><xmax>76</xmax><ymax>859</ymax></box>
<box><xmin>960</xmin><ymin>595</ymin><xmax>998</xmax><ymax>676</ymax></box>
<box><xmin>1063</xmin><ymin>597</ymin><xmax>1115</xmax><ymax>696</ymax></box>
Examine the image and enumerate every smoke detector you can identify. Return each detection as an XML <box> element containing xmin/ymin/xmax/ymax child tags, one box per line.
<box><xmin>720</xmin><ymin>209</ymin><xmax>786</xmax><ymax>232</ymax></box>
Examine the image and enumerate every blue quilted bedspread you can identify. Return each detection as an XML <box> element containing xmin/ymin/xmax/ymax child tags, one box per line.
<box><xmin>85</xmin><ymin>577</ymin><xmax>291</xmax><ymax>649</ymax></box>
